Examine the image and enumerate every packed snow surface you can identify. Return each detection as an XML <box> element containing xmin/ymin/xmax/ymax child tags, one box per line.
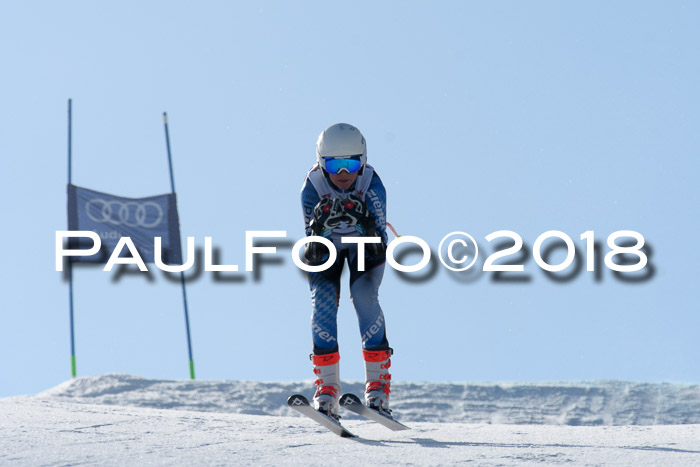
<box><xmin>2</xmin><ymin>374</ymin><xmax>699</xmax><ymax>465</ymax></box>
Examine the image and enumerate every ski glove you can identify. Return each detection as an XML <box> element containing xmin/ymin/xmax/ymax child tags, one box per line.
<box><xmin>339</xmin><ymin>194</ymin><xmax>369</xmax><ymax>226</ymax></box>
<box><xmin>303</xmin><ymin>238</ymin><xmax>330</xmax><ymax>265</ymax></box>
<box><xmin>362</xmin><ymin>224</ymin><xmax>387</xmax><ymax>259</ymax></box>
<box><xmin>311</xmin><ymin>197</ymin><xmax>345</xmax><ymax>234</ymax></box>
<box><xmin>305</xmin><ymin>198</ymin><xmax>342</xmax><ymax>264</ymax></box>
<box><xmin>341</xmin><ymin>195</ymin><xmax>386</xmax><ymax>259</ymax></box>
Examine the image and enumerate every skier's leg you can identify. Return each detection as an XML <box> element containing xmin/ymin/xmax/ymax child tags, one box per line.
<box><xmin>349</xmin><ymin>262</ymin><xmax>388</xmax><ymax>350</ymax></box>
<box><xmin>349</xmin><ymin>255</ymin><xmax>393</xmax><ymax>411</ymax></box>
<box><xmin>308</xmin><ymin>250</ymin><xmax>346</xmax><ymax>416</ymax></box>
<box><xmin>309</xmin><ymin>269</ymin><xmax>341</xmax><ymax>354</ymax></box>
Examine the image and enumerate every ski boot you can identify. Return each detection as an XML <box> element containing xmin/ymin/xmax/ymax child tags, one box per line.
<box><xmin>311</xmin><ymin>351</ymin><xmax>341</xmax><ymax>421</ymax></box>
<box><xmin>363</xmin><ymin>348</ymin><xmax>393</xmax><ymax>417</ymax></box>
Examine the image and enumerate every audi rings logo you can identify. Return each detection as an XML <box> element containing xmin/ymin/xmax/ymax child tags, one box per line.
<box><xmin>85</xmin><ymin>198</ymin><xmax>164</xmax><ymax>228</ymax></box>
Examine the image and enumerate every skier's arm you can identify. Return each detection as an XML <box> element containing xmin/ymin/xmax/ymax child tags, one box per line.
<box><xmin>365</xmin><ymin>172</ymin><xmax>388</xmax><ymax>244</ymax></box>
<box><xmin>301</xmin><ymin>177</ymin><xmax>320</xmax><ymax>236</ymax></box>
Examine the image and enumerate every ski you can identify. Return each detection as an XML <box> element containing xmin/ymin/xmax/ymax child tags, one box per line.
<box><xmin>339</xmin><ymin>393</ymin><xmax>410</xmax><ymax>431</ymax></box>
<box><xmin>287</xmin><ymin>394</ymin><xmax>357</xmax><ymax>438</ymax></box>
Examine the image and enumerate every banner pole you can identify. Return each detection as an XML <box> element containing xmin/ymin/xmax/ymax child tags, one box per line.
<box><xmin>67</xmin><ymin>98</ymin><xmax>77</xmax><ymax>378</ymax></box>
<box><xmin>163</xmin><ymin>112</ymin><xmax>196</xmax><ymax>380</ymax></box>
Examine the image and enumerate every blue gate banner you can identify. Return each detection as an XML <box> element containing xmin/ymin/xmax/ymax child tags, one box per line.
<box><xmin>67</xmin><ymin>184</ymin><xmax>183</xmax><ymax>264</ymax></box>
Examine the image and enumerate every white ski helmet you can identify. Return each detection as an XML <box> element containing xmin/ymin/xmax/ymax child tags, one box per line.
<box><xmin>316</xmin><ymin>123</ymin><xmax>367</xmax><ymax>174</ymax></box>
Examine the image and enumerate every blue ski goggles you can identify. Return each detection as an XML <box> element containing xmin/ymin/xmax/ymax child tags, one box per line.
<box><xmin>323</xmin><ymin>155</ymin><xmax>363</xmax><ymax>175</ymax></box>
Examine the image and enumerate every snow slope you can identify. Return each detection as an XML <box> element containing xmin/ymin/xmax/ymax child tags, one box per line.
<box><xmin>38</xmin><ymin>374</ymin><xmax>700</xmax><ymax>425</ymax></box>
<box><xmin>2</xmin><ymin>375</ymin><xmax>700</xmax><ymax>465</ymax></box>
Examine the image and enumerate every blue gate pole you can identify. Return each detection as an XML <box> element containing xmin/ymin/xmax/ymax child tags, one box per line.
<box><xmin>67</xmin><ymin>98</ymin><xmax>77</xmax><ymax>378</ymax></box>
<box><xmin>162</xmin><ymin>112</ymin><xmax>195</xmax><ymax>380</ymax></box>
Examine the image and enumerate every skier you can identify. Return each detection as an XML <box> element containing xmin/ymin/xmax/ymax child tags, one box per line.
<box><xmin>300</xmin><ymin>123</ymin><xmax>393</xmax><ymax>420</ymax></box>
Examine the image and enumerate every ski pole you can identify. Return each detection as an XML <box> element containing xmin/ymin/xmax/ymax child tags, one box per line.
<box><xmin>386</xmin><ymin>222</ymin><xmax>401</xmax><ymax>238</ymax></box>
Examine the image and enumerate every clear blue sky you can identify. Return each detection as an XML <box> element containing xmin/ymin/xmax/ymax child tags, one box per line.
<box><xmin>1</xmin><ymin>1</ymin><xmax>698</xmax><ymax>397</ymax></box>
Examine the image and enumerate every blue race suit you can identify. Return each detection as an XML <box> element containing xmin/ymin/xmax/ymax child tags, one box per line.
<box><xmin>301</xmin><ymin>164</ymin><xmax>390</xmax><ymax>355</ymax></box>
